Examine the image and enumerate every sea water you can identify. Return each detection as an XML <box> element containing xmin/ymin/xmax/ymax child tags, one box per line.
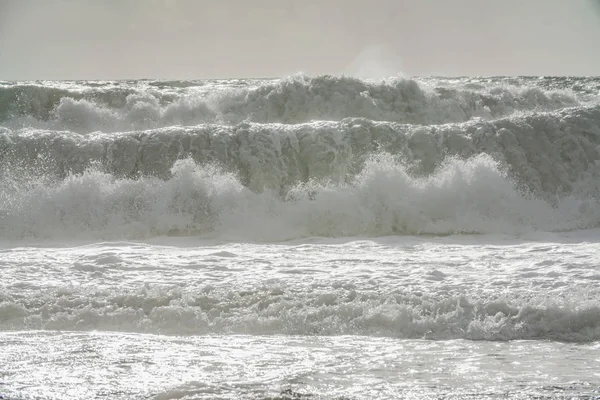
<box><xmin>1</xmin><ymin>75</ymin><xmax>600</xmax><ymax>399</ymax></box>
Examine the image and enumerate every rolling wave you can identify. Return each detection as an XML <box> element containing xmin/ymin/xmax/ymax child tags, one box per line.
<box><xmin>1</xmin><ymin>76</ymin><xmax>599</xmax><ymax>240</ymax></box>
<box><xmin>2</xmin><ymin>104</ymin><xmax>600</xmax><ymax>194</ymax></box>
<box><xmin>0</xmin><ymin>75</ymin><xmax>586</xmax><ymax>132</ymax></box>
<box><xmin>1</xmin><ymin>281</ymin><xmax>598</xmax><ymax>341</ymax></box>
<box><xmin>1</xmin><ymin>155</ymin><xmax>598</xmax><ymax>240</ymax></box>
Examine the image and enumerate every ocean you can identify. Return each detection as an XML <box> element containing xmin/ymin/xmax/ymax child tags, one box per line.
<box><xmin>1</xmin><ymin>75</ymin><xmax>599</xmax><ymax>399</ymax></box>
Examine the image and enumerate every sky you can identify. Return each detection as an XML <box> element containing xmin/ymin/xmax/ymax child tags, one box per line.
<box><xmin>1</xmin><ymin>0</ymin><xmax>600</xmax><ymax>80</ymax></box>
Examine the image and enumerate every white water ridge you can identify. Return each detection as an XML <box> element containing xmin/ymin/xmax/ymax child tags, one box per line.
<box><xmin>1</xmin><ymin>154</ymin><xmax>600</xmax><ymax>241</ymax></box>
<box><xmin>0</xmin><ymin>75</ymin><xmax>589</xmax><ymax>132</ymax></box>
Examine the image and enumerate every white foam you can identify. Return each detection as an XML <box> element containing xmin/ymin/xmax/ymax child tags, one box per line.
<box><xmin>1</xmin><ymin>277</ymin><xmax>599</xmax><ymax>341</ymax></box>
<box><xmin>3</xmin><ymin>102</ymin><xmax>600</xmax><ymax>196</ymax></box>
<box><xmin>0</xmin><ymin>75</ymin><xmax>586</xmax><ymax>133</ymax></box>
<box><xmin>1</xmin><ymin>155</ymin><xmax>598</xmax><ymax>241</ymax></box>
<box><xmin>1</xmin><ymin>77</ymin><xmax>599</xmax><ymax>240</ymax></box>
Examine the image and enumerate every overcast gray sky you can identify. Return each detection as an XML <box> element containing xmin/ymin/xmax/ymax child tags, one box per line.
<box><xmin>1</xmin><ymin>0</ymin><xmax>600</xmax><ymax>80</ymax></box>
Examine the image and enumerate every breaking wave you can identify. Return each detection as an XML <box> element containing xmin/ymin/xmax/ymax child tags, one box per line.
<box><xmin>1</xmin><ymin>155</ymin><xmax>599</xmax><ymax>240</ymax></box>
<box><xmin>1</xmin><ymin>75</ymin><xmax>600</xmax><ymax>240</ymax></box>
<box><xmin>0</xmin><ymin>75</ymin><xmax>585</xmax><ymax>132</ymax></box>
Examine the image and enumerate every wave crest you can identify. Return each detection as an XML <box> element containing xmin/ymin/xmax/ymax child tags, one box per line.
<box><xmin>0</xmin><ymin>75</ymin><xmax>584</xmax><ymax>133</ymax></box>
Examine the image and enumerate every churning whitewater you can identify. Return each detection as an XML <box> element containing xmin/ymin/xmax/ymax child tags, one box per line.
<box><xmin>1</xmin><ymin>75</ymin><xmax>600</xmax><ymax>399</ymax></box>
<box><xmin>2</xmin><ymin>75</ymin><xmax>600</xmax><ymax>240</ymax></box>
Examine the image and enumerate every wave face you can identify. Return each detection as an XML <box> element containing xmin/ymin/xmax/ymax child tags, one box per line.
<box><xmin>1</xmin><ymin>76</ymin><xmax>600</xmax><ymax>240</ymax></box>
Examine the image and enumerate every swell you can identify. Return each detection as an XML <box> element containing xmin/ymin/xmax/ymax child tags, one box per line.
<box><xmin>0</xmin><ymin>75</ymin><xmax>585</xmax><ymax>132</ymax></box>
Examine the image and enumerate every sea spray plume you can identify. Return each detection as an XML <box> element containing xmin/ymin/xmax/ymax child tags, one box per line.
<box><xmin>342</xmin><ymin>44</ymin><xmax>405</xmax><ymax>79</ymax></box>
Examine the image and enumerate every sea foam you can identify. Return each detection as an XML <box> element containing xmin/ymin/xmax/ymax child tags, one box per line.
<box><xmin>1</xmin><ymin>76</ymin><xmax>599</xmax><ymax>240</ymax></box>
